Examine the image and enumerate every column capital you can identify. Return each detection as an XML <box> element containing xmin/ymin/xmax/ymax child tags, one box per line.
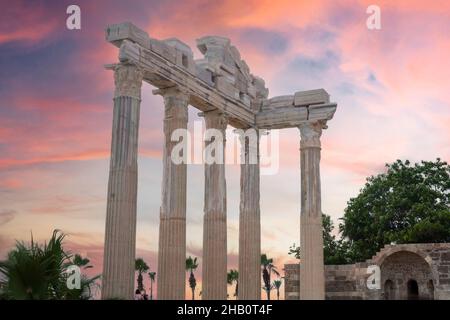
<box><xmin>298</xmin><ymin>120</ymin><xmax>327</xmax><ymax>149</ymax></box>
<box><xmin>113</xmin><ymin>64</ymin><xmax>143</xmax><ymax>99</ymax></box>
<box><xmin>153</xmin><ymin>86</ymin><xmax>190</xmax><ymax>103</ymax></box>
<box><xmin>157</xmin><ymin>87</ymin><xmax>189</xmax><ymax>121</ymax></box>
<box><xmin>201</xmin><ymin>110</ymin><xmax>228</xmax><ymax>131</ymax></box>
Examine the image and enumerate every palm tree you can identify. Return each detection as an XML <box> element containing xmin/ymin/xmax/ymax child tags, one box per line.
<box><xmin>185</xmin><ymin>256</ymin><xmax>199</xmax><ymax>300</ymax></box>
<box><xmin>148</xmin><ymin>271</ymin><xmax>156</xmax><ymax>300</ymax></box>
<box><xmin>72</xmin><ymin>254</ymin><xmax>92</xmax><ymax>269</ymax></box>
<box><xmin>261</xmin><ymin>254</ymin><xmax>279</xmax><ymax>300</ymax></box>
<box><xmin>0</xmin><ymin>230</ymin><xmax>99</xmax><ymax>300</ymax></box>
<box><xmin>273</xmin><ymin>279</ymin><xmax>282</xmax><ymax>300</ymax></box>
<box><xmin>65</xmin><ymin>253</ymin><xmax>100</xmax><ymax>300</ymax></box>
<box><xmin>135</xmin><ymin>258</ymin><xmax>149</xmax><ymax>292</ymax></box>
<box><xmin>227</xmin><ymin>269</ymin><xmax>239</xmax><ymax>298</ymax></box>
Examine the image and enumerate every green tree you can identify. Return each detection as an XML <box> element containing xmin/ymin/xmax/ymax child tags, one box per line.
<box><xmin>341</xmin><ymin>159</ymin><xmax>450</xmax><ymax>262</ymax></box>
<box><xmin>261</xmin><ymin>254</ymin><xmax>279</xmax><ymax>300</ymax></box>
<box><xmin>288</xmin><ymin>214</ymin><xmax>350</xmax><ymax>265</ymax></box>
<box><xmin>272</xmin><ymin>279</ymin><xmax>282</xmax><ymax>300</ymax></box>
<box><xmin>148</xmin><ymin>271</ymin><xmax>156</xmax><ymax>300</ymax></box>
<box><xmin>0</xmin><ymin>230</ymin><xmax>99</xmax><ymax>300</ymax></box>
<box><xmin>185</xmin><ymin>256</ymin><xmax>199</xmax><ymax>300</ymax></box>
<box><xmin>227</xmin><ymin>269</ymin><xmax>239</xmax><ymax>298</ymax></box>
<box><xmin>134</xmin><ymin>258</ymin><xmax>149</xmax><ymax>292</ymax></box>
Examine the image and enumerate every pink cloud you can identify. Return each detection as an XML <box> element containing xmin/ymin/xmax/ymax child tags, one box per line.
<box><xmin>0</xmin><ymin>1</ymin><xmax>64</xmax><ymax>46</ymax></box>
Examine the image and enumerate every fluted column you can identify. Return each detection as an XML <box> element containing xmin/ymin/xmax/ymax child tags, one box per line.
<box><xmin>157</xmin><ymin>87</ymin><xmax>189</xmax><ymax>300</ymax></box>
<box><xmin>238</xmin><ymin>129</ymin><xmax>261</xmax><ymax>300</ymax></box>
<box><xmin>102</xmin><ymin>64</ymin><xmax>143</xmax><ymax>300</ymax></box>
<box><xmin>299</xmin><ymin>121</ymin><xmax>327</xmax><ymax>300</ymax></box>
<box><xmin>202</xmin><ymin>110</ymin><xmax>228</xmax><ymax>300</ymax></box>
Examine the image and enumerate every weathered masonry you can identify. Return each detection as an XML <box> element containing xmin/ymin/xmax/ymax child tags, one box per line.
<box><xmin>101</xmin><ymin>22</ymin><xmax>337</xmax><ymax>300</ymax></box>
<box><xmin>285</xmin><ymin>243</ymin><xmax>450</xmax><ymax>300</ymax></box>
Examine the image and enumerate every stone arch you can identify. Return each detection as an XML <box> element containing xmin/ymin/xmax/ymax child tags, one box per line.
<box><xmin>372</xmin><ymin>245</ymin><xmax>440</xmax><ymax>291</ymax></box>
<box><xmin>371</xmin><ymin>245</ymin><xmax>433</xmax><ymax>267</ymax></box>
<box><xmin>407</xmin><ymin>279</ymin><xmax>419</xmax><ymax>300</ymax></box>
<box><xmin>384</xmin><ymin>279</ymin><xmax>395</xmax><ymax>300</ymax></box>
<box><xmin>378</xmin><ymin>249</ymin><xmax>435</xmax><ymax>300</ymax></box>
<box><xmin>427</xmin><ymin>279</ymin><xmax>435</xmax><ymax>300</ymax></box>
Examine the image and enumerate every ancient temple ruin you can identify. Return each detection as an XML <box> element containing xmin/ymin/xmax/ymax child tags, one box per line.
<box><xmin>101</xmin><ymin>22</ymin><xmax>337</xmax><ymax>300</ymax></box>
<box><xmin>285</xmin><ymin>243</ymin><xmax>450</xmax><ymax>300</ymax></box>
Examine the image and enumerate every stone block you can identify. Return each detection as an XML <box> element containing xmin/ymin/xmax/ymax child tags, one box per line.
<box><xmin>441</xmin><ymin>252</ymin><xmax>450</xmax><ymax>262</ymax></box>
<box><xmin>247</xmin><ymin>85</ymin><xmax>257</xmax><ymax>99</ymax></box>
<box><xmin>252</xmin><ymin>76</ymin><xmax>269</xmax><ymax>99</ymax></box>
<box><xmin>294</xmin><ymin>89</ymin><xmax>330</xmax><ymax>106</ymax></box>
<box><xmin>267</xmin><ymin>95</ymin><xmax>294</xmax><ymax>109</ymax></box>
<box><xmin>308</xmin><ymin>103</ymin><xmax>337</xmax><ymax>121</ymax></box>
<box><xmin>196</xmin><ymin>66</ymin><xmax>214</xmax><ymax>86</ymax></box>
<box><xmin>106</xmin><ymin>22</ymin><xmax>150</xmax><ymax>49</ymax></box>
<box><xmin>150</xmin><ymin>39</ymin><xmax>176</xmax><ymax>64</ymax></box>
<box><xmin>216</xmin><ymin>76</ymin><xmax>239</xmax><ymax>98</ymax></box>
<box><xmin>240</xmin><ymin>93</ymin><xmax>251</xmax><ymax>107</ymax></box>
<box><xmin>164</xmin><ymin>38</ymin><xmax>196</xmax><ymax>74</ymax></box>
<box><xmin>438</xmin><ymin>266</ymin><xmax>449</xmax><ymax>273</ymax></box>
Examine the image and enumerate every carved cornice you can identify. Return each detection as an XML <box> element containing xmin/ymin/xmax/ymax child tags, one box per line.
<box><xmin>114</xmin><ymin>64</ymin><xmax>143</xmax><ymax>99</ymax></box>
<box><xmin>298</xmin><ymin>120</ymin><xmax>327</xmax><ymax>149</ymax></box>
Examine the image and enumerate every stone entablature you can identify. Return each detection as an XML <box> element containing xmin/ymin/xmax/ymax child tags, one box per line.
<box><xmin>105</xmin><ymin>22</ymin><xmax>336</xmax><ymax>129</ymax></box>
<box><xmin>284</xmin><ymin>243</ymin><xmax>450</xmax><ymax>300</ymax></box>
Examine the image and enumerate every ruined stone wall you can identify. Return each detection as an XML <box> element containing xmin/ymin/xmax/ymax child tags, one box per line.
<box><xmin>284</xmin><ymin>263</ymin><xmax>368</xmax><ymax>300</ymax></box>
<box><xmin>428</xmin><ymin>246</ymin><xmax>450</xmax><ymax>299</ymax></box>
<box><xmin>284</xmin><ymin>243</ymin><xmax>450</xmax><ymax>300</ymax></box>
<box><xmin>380</xmin><ymin>251</ymin><xmax>432</xmax><ymax>300</ymax></box>
<box><xmin>284</xmin><ymin>264</ymin><xmax>300</xmax><ymax>300</ymax></box>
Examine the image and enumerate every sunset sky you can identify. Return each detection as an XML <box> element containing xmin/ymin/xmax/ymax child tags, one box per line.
<box><xmin>1</xmin><ymin>0</ymin><xmax>449</xmax><ymax>299</ymax></box>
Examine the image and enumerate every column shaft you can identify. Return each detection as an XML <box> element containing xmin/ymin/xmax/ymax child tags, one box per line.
<box><xmin>202</xmin><ymin>110</ymin><xmax>228</xmax><ymax>300</ymax></box>
<box><xmin>102</xmin><ymin>64</ymin><xmax>143</xmax><ymax>300</ymax></box>
<box><xmin>299</xmin><ymin>121</ymin><xmax>326</xmax><ymax>300</ymax></box>
<box><xmin>238</xmin><ymin>130</ymin><xmax>261</xmax><ymax>300</ymax></box>
<box><xmin>157</xmin><ymin>88</ymin><xmax>189</xmax><ymax>300</ymax></box>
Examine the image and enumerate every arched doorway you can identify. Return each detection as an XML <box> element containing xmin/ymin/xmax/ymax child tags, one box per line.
<box><xmin>380</xmin><ymin>250</ymin><xmax>433</xmax><ymax>300</ymax></box>
<box><xmin>384</xmin><ymin>280</ymin><xmax>394</xmax><ymax>300</ymax></box>
<box><xmin>407</xmin><ymin>279</ymin><xmax>419</xmax><ymax>300</ymax></box>
<box><xmin>427</xmin><ymin>280</ymin><xmax>434</xmax><ymax>300</ymax></box>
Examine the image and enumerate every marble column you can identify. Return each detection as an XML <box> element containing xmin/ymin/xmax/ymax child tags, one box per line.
<box><xmin>102</xmin><ymin>64</ymin><xmax>143</xmax><ymax>300</ymax></box>
<box><xmin>202</xmin><ymin>110</ymin><xmax>228</xmax><ymax>300</ymax></box>
<box><xmin>299</xmin><ymin>121</ymin><xmax>326</xmax><ymax>300</ymax></box>
<box><xmin>238</xmin><ymin>129</ymin><xmax>261</xmax><ymax>300</ymax></box>
<box><xmin>157</xmin><ymin>87</ymin><xmax>189</xmax><ymax>300</ymax></box>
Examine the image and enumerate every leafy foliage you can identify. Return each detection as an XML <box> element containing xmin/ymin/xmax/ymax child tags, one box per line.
<box><xmin>227</xmin><ymin>269</ymin><xmax>239</xmax><ymax>298</ymax></box>
<box><xmin>288</xmin><ymin>214</ymin><xmax>350</xmax><ymax>265</ymax></box>
<box><xmin>261</xmin><ymin>254</ymin><xmax>279</xmax><ymax>300</ymax></box>
<box><xmin>0</xmin><ymin>230</ymin><xmax>99</xmax><ymax>300</ymax></box>
<box><xmin>134</xmin><ymin>258</ymin><xmax>149</xmax><ymax>292</ymax></box>
<box><xmin>148</xmin><ymin>271</ymin><xmax>156</xmax><ymax>300</ymax></box>
<box><xmin>272</xmin><ymin>279</ymin><xmax>282</xmax><ymax>300</ymax></box>
<box><xmin>341</xmin><ymin>159</ymin><xmax>450</xmax><ymax>262</ymax></box>
<box><xmin>185</xmin><ymin>256</ymin><xmax>199</xmax><ymax>300</ymax></box>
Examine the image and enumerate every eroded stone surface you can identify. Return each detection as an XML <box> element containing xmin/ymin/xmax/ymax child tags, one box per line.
<box><xmin>103</xmin><ymin>22</ymin><xmax>338</xmax><ymax>300</ymax></box>
<box><xmin>285</xmin><ymin>243</ymin><xmax>450</xmax><ymax>300</ymax></box>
